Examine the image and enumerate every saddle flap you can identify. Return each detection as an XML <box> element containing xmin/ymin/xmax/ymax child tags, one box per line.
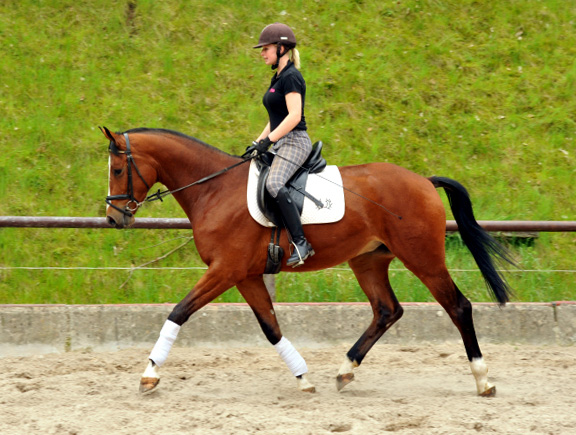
<box><xmin>256</xmin><ymin>165</ymin><xmax>275</xmax><ymax>224</ymax></box>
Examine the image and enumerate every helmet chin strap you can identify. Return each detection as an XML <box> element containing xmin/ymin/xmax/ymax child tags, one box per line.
<box><xmin>272</xmin><ymin>43</ymin><xmax>287</xmax><ymax>70</ymax></box>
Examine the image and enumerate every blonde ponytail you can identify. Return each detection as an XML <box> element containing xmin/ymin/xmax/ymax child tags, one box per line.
<box><xmin>291</xmin><ymin>48</ymin><xmax>301</xmax><ymax>69</ymax></box>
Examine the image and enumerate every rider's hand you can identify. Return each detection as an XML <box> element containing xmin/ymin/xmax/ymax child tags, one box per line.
<box><xmin>255</xmin><ymin>137</ymin><xmax>273</xmax><ymax>154</ymax></box>
<box><xmin>241</xmin><ymin>141</ymin><xmax>259</xmax><ymax>159</ymax></box>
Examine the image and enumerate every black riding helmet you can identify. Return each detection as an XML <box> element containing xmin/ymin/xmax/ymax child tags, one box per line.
<box><xmin>254</xmin><ymin>23</ymin><xmax>297</xmax><ymax>70</ymax></box>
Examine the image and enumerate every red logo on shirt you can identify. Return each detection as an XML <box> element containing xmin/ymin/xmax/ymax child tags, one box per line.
<box><xmin>270</xmin><ymin>88</ymin><xmax>276</xmax><ymax>93</ymax></box>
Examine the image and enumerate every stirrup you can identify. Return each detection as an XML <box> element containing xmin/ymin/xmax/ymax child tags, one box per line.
<box><xmin>287</xmin><ymin>242</ymin><xmax>315</xmax><ymax>267</ymax></box>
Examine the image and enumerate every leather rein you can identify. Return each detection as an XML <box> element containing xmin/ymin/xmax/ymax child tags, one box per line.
<box><xmin>106</xmin><ymin>133</ymin><xmax>253</xmax><ymax>217</ymax></box>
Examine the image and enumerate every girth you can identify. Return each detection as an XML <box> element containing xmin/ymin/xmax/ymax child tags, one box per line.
<box><xmin>256</xmin><ymin>141</ymin><xmax>327</xmax><ymax>228</ymax></box>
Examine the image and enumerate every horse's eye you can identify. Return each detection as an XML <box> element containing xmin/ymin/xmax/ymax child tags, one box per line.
<box><xmin>113</xmin><ymin>168</ymin><xmax>123</xmax><ymax>176</ymax></box>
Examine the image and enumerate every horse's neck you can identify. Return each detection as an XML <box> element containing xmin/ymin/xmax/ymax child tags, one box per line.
<box><xmin>153</xmin><ymin>138</ymin><xmax>237</xmax><ymax>191</ymax></box>
<box><xmin>148</xmin><ymin>137</ymin><xmax>241</xmax><ymax>225</ymax></box>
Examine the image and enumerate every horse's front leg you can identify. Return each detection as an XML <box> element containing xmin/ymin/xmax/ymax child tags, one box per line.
<box><xmin>140</xmin><ymin>269</ymin><xmax>234</xmax><ymax>393</ymax></box>
<box><xmin>236</xmin><ymin>276</ymin><xmax>315</xmax><ymax>393</ymax></box>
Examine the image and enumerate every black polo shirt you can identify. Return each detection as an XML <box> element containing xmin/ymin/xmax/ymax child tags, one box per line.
<box><xmin>263</xmin><ymin>61</ymin><xmax>307</xmax><ymax>132</ymax></box>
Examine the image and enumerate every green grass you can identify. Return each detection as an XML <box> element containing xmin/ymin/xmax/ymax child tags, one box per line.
<box><xmin>0</xmin><ymin>0</ymin><xmax>575</xmax><ymax>304</ymax></box>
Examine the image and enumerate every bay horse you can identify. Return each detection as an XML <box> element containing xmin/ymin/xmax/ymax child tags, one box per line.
<box><xmin>102</xmin><ymin>126</ymin><xmax>513</xmax><ymax>396</ymax></box>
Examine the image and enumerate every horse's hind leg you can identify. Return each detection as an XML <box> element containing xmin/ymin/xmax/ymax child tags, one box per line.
<box><xmin>406</xmin><ymin>266</ymin><xmax>496</xmax><ymax>396</ymax></box>
<box><xmin>236</xmin><ymin>276</ymin><xmax>315</xmax><ymax>393</ymax></box>
<box><xmin>337</xmin><ymin>247</ymin><xmax>404</xmax><ymax>391</ymax></box>
<box><xmin>444</xmin><ymin>280</ymin><xmax>496</xmax><ymax>396</ymax></box>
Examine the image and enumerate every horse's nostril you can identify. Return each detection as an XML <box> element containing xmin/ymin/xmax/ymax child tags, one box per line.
<box><xmin>106</xmin><ymin>216</ymin><xmax>117</xmax><ymax>227</ymax></box>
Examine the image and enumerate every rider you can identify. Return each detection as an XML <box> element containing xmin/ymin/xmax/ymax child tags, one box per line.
<box><xmin>249</xmin><ymin>22</ymin><xmax>314</xmax><ymax>267</ymax></box>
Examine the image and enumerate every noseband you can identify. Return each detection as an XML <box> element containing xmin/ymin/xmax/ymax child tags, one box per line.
<box><xmin>106</xmin><ymin>133</ymin><xmax>150</xmax><ymax>217</ymax></box>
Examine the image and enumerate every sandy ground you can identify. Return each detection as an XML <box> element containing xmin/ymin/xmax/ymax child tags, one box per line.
<box><xmin>1</xmin><ymin>342</ymin><xmax>575</xmax><ymax>435</ymax></box>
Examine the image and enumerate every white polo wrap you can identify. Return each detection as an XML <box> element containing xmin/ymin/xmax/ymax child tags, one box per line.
<box><xmin>149</xmin><ymin>320</ymin><xmax>181</xmax><ymax>367</ymax></box>
<box><xmin>274</xmin><ymin>336</ymin><xmax>308</xmax><ymax>377</ymax></box>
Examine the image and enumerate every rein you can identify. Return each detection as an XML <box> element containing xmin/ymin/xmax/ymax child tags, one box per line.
<box><xmin>146</xmin><ymin>157</ymin><xmax>252</xmax><ymax>203</ymax></box>
<box><xmin>106</xmin><ymin>132</ymin><xmax>254</xmax><ymax>216</ymax></box>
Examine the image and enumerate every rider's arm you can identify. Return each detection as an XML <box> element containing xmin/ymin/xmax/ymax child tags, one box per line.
<box><xmin>256</xmin><ymin>123</ymin><xmax>271</xmax><ymax>142</ymax></box>
<box><xmin>268</xmin><ymin>92</ymin><xmax>302</xmax><ymax>143</ymax></box>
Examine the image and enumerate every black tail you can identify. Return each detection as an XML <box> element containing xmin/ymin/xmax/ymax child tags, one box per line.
<box><xmin>429</xmin><ymin>176</ymin><xmax>515</xmax><ymax>305</ymax></box>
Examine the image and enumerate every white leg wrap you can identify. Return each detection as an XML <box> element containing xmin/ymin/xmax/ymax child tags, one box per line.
<box><xmin>274</xmin><ymin>336</ymin><xmax>308</xmax><ymax>377</ymax></box>
<box><xmin>149</xmin><ymin>320</ymin><xmax>181</xmax><ymax>367</ymax></box>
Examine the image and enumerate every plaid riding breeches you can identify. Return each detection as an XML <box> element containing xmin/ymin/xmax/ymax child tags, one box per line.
<box><xmin>266</xmin><ymin>130</ymin><xmax>313</xmax><ymax>198</ymax></box>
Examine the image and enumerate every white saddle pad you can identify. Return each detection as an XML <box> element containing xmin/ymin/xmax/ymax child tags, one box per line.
<box><xmin>247</xmin><ymin>160</ymin><xmax>345</xmax><ymax>227</ymax></box>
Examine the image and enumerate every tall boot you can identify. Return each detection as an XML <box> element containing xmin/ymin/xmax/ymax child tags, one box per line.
<box><xmin>275</xmin><ymin>187</ymin><xmax>315</xmax><ymax>267</ymax></box>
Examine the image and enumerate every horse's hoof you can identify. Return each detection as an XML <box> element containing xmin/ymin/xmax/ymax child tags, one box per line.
<box><xmin>480</xmin><ymin>385</ymin><xmax>496</xmax><ymax>397</ymax></box>
<box><xmin>297</xmin><ymin>374</ymin><xmax>316</xmax><ymax>393</ymax></box>
<box><xmin>336</xmin><ymin>373</ymin><xmax>354</xmax><ymax>391</ymax></box>
<box><xmin>140</xmin><ymin>377</ymin><xmax>160</xmax><ymax>394</ymax></box>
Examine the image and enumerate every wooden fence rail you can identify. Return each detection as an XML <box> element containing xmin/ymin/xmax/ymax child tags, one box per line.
<box><xmin>1</xmin><ymin>216</ymin><xmax>575</xmax><ymax>231</ymax></box>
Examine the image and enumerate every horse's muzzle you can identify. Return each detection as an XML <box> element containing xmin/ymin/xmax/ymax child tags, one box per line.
<box><xmin>106</xmin><ymin>209</ymin><xmax>135</xmax><ymax>229</ymax></box>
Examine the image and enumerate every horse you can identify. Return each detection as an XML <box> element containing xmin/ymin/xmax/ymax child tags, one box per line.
<box><xmin>102</xmin><ymin>126</ymin><xmax>513</xmax><ymax>396</ymax></box>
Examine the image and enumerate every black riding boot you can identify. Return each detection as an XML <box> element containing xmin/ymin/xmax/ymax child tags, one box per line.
<box><xmin>275</xmin><ymin>187</ymin><xmax>315</xmax><ymax>267</ymax></box>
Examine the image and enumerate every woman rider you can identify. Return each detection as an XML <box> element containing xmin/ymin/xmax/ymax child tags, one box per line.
<box><xmin>249</xmin><ymin>23</ymin><xmax>314</xmax><ymax>267</ymax></box>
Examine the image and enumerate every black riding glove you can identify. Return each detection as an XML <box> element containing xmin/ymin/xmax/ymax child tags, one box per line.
<box><xmin>255</xmin><ymin>137</ymin><xmax>273</xmax><ymax>154</ymax></box>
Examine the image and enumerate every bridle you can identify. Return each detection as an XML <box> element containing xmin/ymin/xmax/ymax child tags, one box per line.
<box><xmin>106</xmin><ymin>133</ymin><xmax>150</xmax><ymax>217</ymax></box>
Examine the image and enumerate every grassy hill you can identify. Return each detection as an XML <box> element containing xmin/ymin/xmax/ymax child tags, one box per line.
<box><xmin>0</xmin><ymin>0</ymin><xmax>574</xmax><ymax>304</ymax></box>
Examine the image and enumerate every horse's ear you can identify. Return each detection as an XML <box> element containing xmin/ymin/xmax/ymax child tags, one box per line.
<box><xmin>99</xmin><ymin>126</ymin><xmax>116</xmax><ymax>142</ymax></box>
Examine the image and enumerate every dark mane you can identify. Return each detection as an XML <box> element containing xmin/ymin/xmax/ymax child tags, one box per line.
<box><xmin>121</xmin><ymin>128</ymin><xmax>230</xmax><ymax>156</ymax></box>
